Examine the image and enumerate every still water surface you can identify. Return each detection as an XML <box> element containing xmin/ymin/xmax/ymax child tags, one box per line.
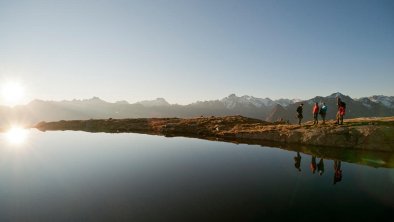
<box><xmin>0</xmin><ymin>130</ymin><xmax>393</xmax><ymax>221</ymax></box>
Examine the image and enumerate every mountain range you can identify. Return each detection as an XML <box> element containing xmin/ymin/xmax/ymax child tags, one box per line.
<box><xmin>1</xmin><ymin>93</ymin><xmax>393</xmax><ymax>125</ymax></box>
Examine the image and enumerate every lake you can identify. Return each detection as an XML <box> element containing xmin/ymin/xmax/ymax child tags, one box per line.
<box><xmin>0</xmin><ymin>129</ymin><xmax>393</xmax><ymax>221</ymax></box>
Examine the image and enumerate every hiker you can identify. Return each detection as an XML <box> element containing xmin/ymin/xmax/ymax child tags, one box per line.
<box><xmin>333</xmin><ymin>160</ymin><xmax>342</xmax><ymax>185</ymax></box>
<box><xmin>296</xmin><ymin>103</ymin><xmax>304</xmax><ymax>125</ymax></box>
<box><xmin>319</xmin><ymin>102</ymin><xmax>328</xmax><ymax>124</ymax></box>
<box><xmin>310</xmin><ymin>156</ymin><xmax>317</xmax><ymax>174</ymax></box>
<box><xmin>336</xmin><ymin>101</ymin><xmax>346</xmax><ymax>125</ymax></box>
<box><xmin>312</xmin><ymin>102</ymin><xmax>319</xmax><ymax>125</ymax></box>
<box><xmin>294</xmin><ymin>152</ymin><xmax>301</xmax><ymax>172</ymax></box>
<box><xmin>317</xmin><ymin>158</ymin><xmax>324</xmax><ymax>175</ymax></box>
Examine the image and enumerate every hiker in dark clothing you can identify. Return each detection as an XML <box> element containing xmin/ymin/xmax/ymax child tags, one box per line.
<box><xmin>317</xmin><ymin>158</ymin><xmax>324</xmax><ymax>176</ymax></box>
<box><xmin>312</xmin><ymin>102</ymin><xmax>319</xmax><ymax>125</ymax></box>
<box><xmin>296</xmin><ymin>103</ymin><xmax>304</xmax><ymax>125</ymax></box>
<box><xmin>294</xmin><ymin>152</ymin><xmax>301</xmax><ymax>172</ymax></box>
<box><xmin>319</xmin><ymin>103</ymin><xmax>328</xmax><ymax>124</ymax></box>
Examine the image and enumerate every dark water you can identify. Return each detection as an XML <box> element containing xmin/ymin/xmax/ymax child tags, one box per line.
<box><xmin>0</xmin><ymin>130</ymin><xmax>393</xmax><ymax>221</ymax></box>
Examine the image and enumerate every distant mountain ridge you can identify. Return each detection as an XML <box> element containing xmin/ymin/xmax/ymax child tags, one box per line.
<box><xmin>266</xmin><ymin>93</ymin><xmax>394</xmax><ymax>123</ymax></box>
<box><xmin>137</xmin><ymin>98</ymin><xmax>170</xmax><ymax>107</ymax></box>
<box><xmin>358</xmin><ymin>95</ymin><xmax>394</xmax><ymax>109</ymax></box>
<box><xmin>220</xmin><ymin>93</ymin><xmax>299</xmax><ymax>108</ymax></box>
<box><xmin>1</xmin><ymin>93</ymin><xmax>393</xmax><ymax>125</ymax></box>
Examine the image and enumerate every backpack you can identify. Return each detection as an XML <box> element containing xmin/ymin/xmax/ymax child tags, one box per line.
<box><xmin>296</xmin><ymin>106</ymin><xmax>302</xmax><ymax>114</ymax></box>
<box><xmin>320</xmin><ymin>105</ymin><xmax>327</xmax><ymax>114</ymax></box>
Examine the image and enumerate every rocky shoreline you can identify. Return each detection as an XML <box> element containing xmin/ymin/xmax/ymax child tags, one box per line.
<box><xmin>34</xmin><ymin>115</ymin><xmax>394</xmax><ymax>152</ymax></box>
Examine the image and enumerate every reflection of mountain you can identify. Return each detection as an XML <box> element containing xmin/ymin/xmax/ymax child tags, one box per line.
<box><xmin>1</xmin><ymin>93</ymin><xmax>393</xmax><ymax>125</ymax></box>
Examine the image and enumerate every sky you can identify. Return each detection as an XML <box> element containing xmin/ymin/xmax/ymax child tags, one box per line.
<box><xmin>0</xmin><ymin>0</ymin><xmax>393</xmax><ymax>105</ymax></box>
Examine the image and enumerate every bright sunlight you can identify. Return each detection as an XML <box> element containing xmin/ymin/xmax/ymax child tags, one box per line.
<box><xmin>6</xmin><ymin>127</ymin><xmax>29</xmax><ymax>145</ymax></box>
<box><xmin>2</xmin><ymin>82</ymin><xmax>25</xmax><ymax>106</ymax></box>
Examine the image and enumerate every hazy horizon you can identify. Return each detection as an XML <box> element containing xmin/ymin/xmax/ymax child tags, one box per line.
<box><xmin>2</xmin><ymin>91</ymin><xmax>393</xmax><ymax>107</ymax></box>
<box><xmin>1</xmin><ymin>0</ymin><xmax>393</xmax><ymax>105</ymax></box>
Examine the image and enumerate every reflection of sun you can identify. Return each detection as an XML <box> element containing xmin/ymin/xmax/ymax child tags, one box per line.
<box><xmin>2</xmin><ymin>82</ymin><xmax>25</xmax><ymax>106</ymax></box>
<box><xmin>6</xmin><ymin>127</ymin><xmax>29</xmax><ymax>145</ymax></box>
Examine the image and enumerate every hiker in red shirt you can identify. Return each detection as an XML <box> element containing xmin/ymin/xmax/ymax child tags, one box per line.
<box><xmin>312</xmin><ymin>102</ymin><xmax>319</xmax><ymax>125</ymax></box>
<box><xmin>336</xmin><ymin>101</ymin><xmax>346</xmax><ymax>125</ymax></box>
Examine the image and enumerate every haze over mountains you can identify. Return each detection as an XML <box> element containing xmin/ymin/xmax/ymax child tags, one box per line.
<box><xmin>1</xmin><ymin>93</ymin><xmax>393</xmax><ymax>125</ymax></box>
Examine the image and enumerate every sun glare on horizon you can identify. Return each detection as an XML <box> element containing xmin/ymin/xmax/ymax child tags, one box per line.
<box><xmin>2</xmin><ymin>82</ymin><xmax>25</xmax><ymax>106</ymax></box>
<box><xmin>6</xmin><ymin>127</ymin><xmax>29</xmax><ymax>145</ymax></box>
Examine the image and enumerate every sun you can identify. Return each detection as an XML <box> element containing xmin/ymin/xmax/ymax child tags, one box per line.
<box><xmin>2</xmin><ymin>82</ymin><xmax>25</xmax><ymax>106</ymax></box>
<box><xmin>6</xmin><ymin>127</ymin><xmax>29</xmax><ymax>145</ymax></box>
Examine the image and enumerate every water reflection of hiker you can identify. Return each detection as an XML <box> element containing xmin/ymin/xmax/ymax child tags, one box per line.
<box><xmin>294</xmin><ymin>152</ymin><xmax>302</xmax><ymax>171</ymax></box>
<box><xmin>317</xmin><ymin>158</ymin><xmax>324</xmax><ymax>175</ymax></box>
<box><xmin>312</xmin><ymin>102</ymin><xmax>319</xmax><ymax>125</ymax></box>
<box><xmin>319</xmin><ymin>103</ymin><xmax>327</xmax><ymax>124</ymax></box>
<box><xmin>310</xmin><ymin>156</ymin><xmax>317</xmax><ymax>174</ymax></box>
<box><xmin>296</xmin><ymin>103</ymin><xmax>304</xmax><ymax>125</ymax></box>
<box><xmin>333</xmin><ymin>160</ymin><xmax>342</xmax><ymax>185</ymax></box>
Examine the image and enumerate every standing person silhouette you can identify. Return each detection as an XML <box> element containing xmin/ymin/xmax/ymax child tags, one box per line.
<box><xmin>335</xmin><ymin>97</ymin><xmax>346</xmax><ymax>125</ymax></box>
<box><xmin>333</xmin><ymin>160</ymin><xmax>342</xmax><ymax>184</ymax></box>
<box><xmin>294</xmin><ymin>152</ymin><xmax>302</xmax><ymax>172</ymax></box>
<box><xmin>296</xmin><ymin>103</ymin><xmax>304</xmax><ymax>125</ymax></box>
<box><xmin>319</xmin><ymin>103</ymin><xmax>328</xmax><ymax>124</ymax></box>
<box><xmin>338</xmin><ymin>103</ymin><xmax>346</xmax><ymax>125</ymax></box>
<box><xmin>312</xmin><ymin>102</ymin><xmax>319</xmax><ymax>125</ymax></box>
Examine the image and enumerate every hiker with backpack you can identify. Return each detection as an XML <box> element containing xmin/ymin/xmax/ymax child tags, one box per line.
<box><xmin>319</xmin><ymin>102</ymin><xmax>328</xmax><ymax>124</ymax></box>
<box><xmin>338</xmin><ymin>102</ymin><xmax>346</xmax><ymax>125</ymax></box>
<box><xmin>296</xmin><ymin>103</ymin><xmax>304</xmax><ymax>125</ymax></box>
<box><xmin>312</xmin><ymin>102</ymin><xmax>319</xmax><ymax>125</ymax></box>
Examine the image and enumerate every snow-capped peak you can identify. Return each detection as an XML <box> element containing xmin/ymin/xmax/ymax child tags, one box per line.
<box><xmin>273</xmin><ymin>98</ymin><xmax>300</xmax><ymax>107</ymax></box>
<box><xmin>362</xmin><ymin>95</ymin><xmax>394</xmax><ymax>108</ymax></box>
<box><xmin>221</xmin><ymin>94</ymin><xmax>302</xmax><ymax>109</ymax></box>
<box><xmin>221</xmin><ymin>94</ymin><xmax>274</xmax><ymax>109</ymax></box>
<box><xmin>327</xmin><ymin>92</ymin><xmax>349</xmax><ymax>99</ymax></box>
